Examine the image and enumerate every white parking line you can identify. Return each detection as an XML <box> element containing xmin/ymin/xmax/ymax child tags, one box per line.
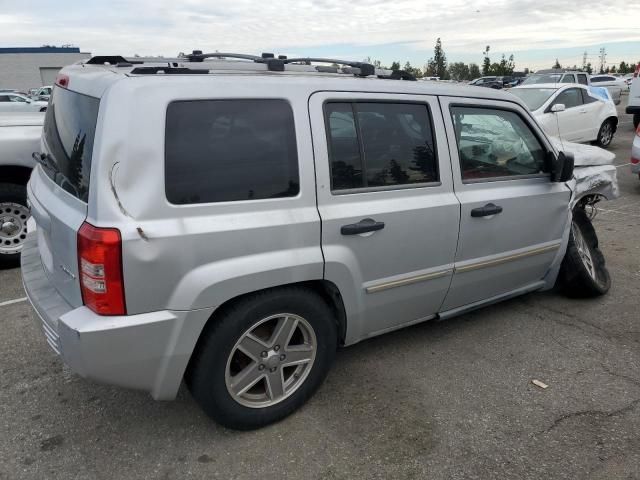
<box><xmin>0</xmin><ymin>297</ymin><xmax>27</xmax><ymax>307</ymax></box>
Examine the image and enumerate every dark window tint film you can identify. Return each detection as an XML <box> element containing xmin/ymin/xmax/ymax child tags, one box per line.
<box><xmin>165</xmin><ymin>99</ymin><xmax>299</xmax><ymax>204</ymax></box>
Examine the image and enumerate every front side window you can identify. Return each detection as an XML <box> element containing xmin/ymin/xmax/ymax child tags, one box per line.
<box><xmin>9</xmin><ymin>95</ymin><xmax>27</xmax><ymax>103</ymax></box>
<box><xmin>165</xmin><ymin>99</ymin><xmax>299</xmax><ymax>204</ymax></box>
<box><xmin>451</xmin><ymin>106</ymin><xmax>546</xmax><ymax>181</ymax></box>
<box><xmin>325</xmin><ymin>102</ymin><xmax>438</xmax><ymax>191</ymax></box>
<box><xmin>553</xmin><ymin>88</ymin><xmax>583</xmax><ymax>109</ymax></box>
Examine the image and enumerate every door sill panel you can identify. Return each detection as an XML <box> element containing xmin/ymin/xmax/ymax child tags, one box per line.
<box><xmin>438</xmin><ymin>281</ymin><xmax>546</xmax><ymax>321</ymax></box>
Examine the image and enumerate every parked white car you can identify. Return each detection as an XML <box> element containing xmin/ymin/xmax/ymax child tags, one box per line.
<box><xmin>29</xmin><ymin>86</ymin><xmax>52</xmax><ymax>101</ymax></box>
<box><xmin>631</xmin><ymin>122</ymin><xmax>640</xmax><ymax>180</ymax></box>
<box><xmin>626</xmin><ymin>65</ymin><xmax>640</xmax><ymax>129</ymax></box>
<box><xmin>0</xmin><ymin>93</ymin><xmax>47</xmax><ymax>112</ymax></box>
<box><xmin>510</xmin><ymin>84</ymin><xmax>618</xmax><ymax>147</ymax></box>
<box><xmin>0</xmin><ymin>112</ymin><xmax>44</xmax><ymax>266</ymax></box>
<box><xmin>590</xmin><ymin>74</ymin><xmax>629</xmax><ymax>92</ymax></box>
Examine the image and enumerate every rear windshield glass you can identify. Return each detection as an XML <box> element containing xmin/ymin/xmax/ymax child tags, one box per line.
<box><xmin>42</xmin><ymin>87</ymin><xmax>99</xmax><ymax>202</ymax></box>
<box><xmin>165</xmin><ymin>99</ymin><xmax>299</xmax><ymax>204</ymax></box>
<box><xmin>509</xmin><ymin>88</ymin><xmax>556</xmax><ymax>111</ymax></box>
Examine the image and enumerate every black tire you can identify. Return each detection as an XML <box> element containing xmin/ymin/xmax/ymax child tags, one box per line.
<box><xmin>558</xmin><ymin>209</ymin><xmax>610</xmax><ymax>297</ymax></box>
<box><xmin>0</xmin><ymin>183</ymin><xmax>29</xmax><ymax>269</ymax></box>
<box><xmin>594</xmin><ymin>119</ymin><xmax>615</xmax><ymax>148</ymax></box>
<box><xmin>186</xmin><ymin>287</ymin><xmax>337</xmax><ymax>430</ymax></box>
<box><xmin>634</xmin><ymin>114</ymin><xmax>640</xmax><ymax>130</ymax></box>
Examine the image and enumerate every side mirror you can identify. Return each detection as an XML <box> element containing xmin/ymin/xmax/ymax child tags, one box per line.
<box><xmin>550</xmin><ymin>103</ymin><xmax>566</xmax><ymax>113</ymax></box>
<box><xmin>550</xmin><ymin>151</ymin><xmax>574</xmax><ymax>182</ymax></box>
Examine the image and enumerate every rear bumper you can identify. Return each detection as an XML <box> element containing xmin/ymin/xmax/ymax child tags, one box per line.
<box><xmin>21</xmin><ymin>233</ymin><xmax>213</xmax><ymax>400</ymax></box>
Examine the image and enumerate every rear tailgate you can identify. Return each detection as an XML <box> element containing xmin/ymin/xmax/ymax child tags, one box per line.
<box><xmin>28</xmin><ymin>85</ymin><xmax>100</xmax><ymax>307</ymax></box>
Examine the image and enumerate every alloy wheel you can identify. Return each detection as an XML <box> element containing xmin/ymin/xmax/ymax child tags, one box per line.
<box><xmin>572</xmin><ymin>222</ymin><xmax>597</xmax><ymax>280</ymax></box>
<box><xmin>225</xmin><ymin>313</ymin><xmax>317</xmax><ymax>408</ymax></box>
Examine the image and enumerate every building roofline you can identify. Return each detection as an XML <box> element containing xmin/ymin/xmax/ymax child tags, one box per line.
<box><xmin>0</xmin><ymin>47</ymin><xmax>83</xmax><ymax>54</ymax></box>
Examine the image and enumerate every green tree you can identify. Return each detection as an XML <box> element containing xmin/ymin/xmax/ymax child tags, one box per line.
<box><xmin>619</xmin><ymin>61</ymin><xmax>628</xmax><ymax>74</ymax></box>
<box><xmin>448</xmin><ymin>62</ymin><xmax>470</xmax><ymax>81</ymax></box>
<box><xmin>426</xmin><ymin>37</ymin><xmax>448</xmax><ymax>79</ymax></box>
<box><xmin>552</xmin><ymin>58</ymin><xmax>561</xmax><ymax>69</ymax></box>
<box><xmin>482</xmin><ymin>46</ymin><xmax>491</xmax><ymax>75</ymax></box>
<box><xmin>585</xmin><ymin>62</ymin><xmax>593</xmax><ymax>74</ymax></box>
<box><xmin>390</xmin><ymin>61</ymin><xmax>401</xmax><ymax>71</ymax></box>
<box><xmin>403</xmin><ymin>61</ymin><xmax>423</xmax><ymax>78</ymax></box>
<box><xmin>469</xmin><ymin>63</ymin><xmax>481</xmax><ymax>80</ymax></box>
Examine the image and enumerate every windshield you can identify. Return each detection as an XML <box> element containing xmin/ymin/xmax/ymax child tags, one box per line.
<box><xmin>509</xmin><ymin>88</ymin><xmax>556</xmax><ymax>111</ymax></box>
<box><xmin>42</xmin><ymin>87</ymin><xmax>100</xmax><ymax>202</ymax></box>
<box><xmin>521</xmin><ymin>74</ymin><xmax>562</xmax><ymax>85</ymax></box>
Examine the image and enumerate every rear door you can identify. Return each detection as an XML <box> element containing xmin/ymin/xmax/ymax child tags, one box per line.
<box><xmin>28</xmin><ymin>85</ymin><xmax>99</xmax><ymax>307</ymax></box>
<box><xmin>439</xmin><ymin>96</ymin><xmax>571</xmax><ymax>311</ymax></box>
<box><xmin>309</xmin><ymin>92</ymin><xmax>460</xmax><ymax>342</ymax></box>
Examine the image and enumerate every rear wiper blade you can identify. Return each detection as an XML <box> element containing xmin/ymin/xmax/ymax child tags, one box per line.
<box><xmin>32</xmin><ymin>151</ymin><xmax>56</xmax><ymax>170</ymax></box>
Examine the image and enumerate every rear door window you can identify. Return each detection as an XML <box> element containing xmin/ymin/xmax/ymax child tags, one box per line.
<box><xmin>42</xmin><ymin>87</ymin><xmax>100</xmax><ymax>202</ymax></box>
<box><xmin>577</xmin><ymin>74</ymin><xmax>588</xmax><ymax>85</ymax></box>
<box><xmin>165</xmin><ymin>99</ymin><xmax>299</xmax><ymax>204</ymax></box>
<box><xmin>325</xmin><ymin>102</ymin><xmax>438</xmax><ymax>191</ymax></box>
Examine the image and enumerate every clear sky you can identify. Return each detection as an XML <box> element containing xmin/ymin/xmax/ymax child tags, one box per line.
<box><xmin>0</xmin><ymin>0</ymin><xmax>638</xmax><ymax>71</ymax></box>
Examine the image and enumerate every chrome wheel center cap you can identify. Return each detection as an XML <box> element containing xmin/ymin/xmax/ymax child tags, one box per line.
<box><xmin>1</xmin><ymin>220</ymin><xmax>19</xmax><ymax>236</ymax></box>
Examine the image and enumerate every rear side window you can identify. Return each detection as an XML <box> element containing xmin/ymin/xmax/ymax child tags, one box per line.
<box><xmin>165</xmin><ymin>99</ymin><xmax>299</xmax><ymax>204</ymax></box>
<box><xmin>577</xmin><ymin>74</ymin><xmax>588</xmax><ymax>85</ymax></box>
<box><xmin>42</xmin><ymin>87</ymin><xmax>100</xmax><ymax>202</ymax></box>
<box><xmin>325</xmin><ymin>102</ymin><xmax>438</xmax><ymax>191</ymax></box>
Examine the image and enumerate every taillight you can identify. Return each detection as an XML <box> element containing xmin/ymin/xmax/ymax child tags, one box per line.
<box><xmin>631</xmin><ymin>158</ymin><xmax>640</xmax><ymax>165</ymax></box>
<box><xmin>55</xmin><ymin>73</ymin><xmax>69</xmax><ymax>88</ymax></box>
<box><xmin>77</xmin><ymin>222</ymin><xmax>126</xmax><ymax>315</ymax></box>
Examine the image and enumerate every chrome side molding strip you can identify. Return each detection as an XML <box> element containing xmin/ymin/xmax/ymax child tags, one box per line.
<box><xmin>366</xmin><ymin>269</ymin><xmax>452</xmax><ymax>294</ymax></box>
<box><xmin>454</xmin><ymin>243</ymin><xmax>561</xmax><ymax>274</ymax></box>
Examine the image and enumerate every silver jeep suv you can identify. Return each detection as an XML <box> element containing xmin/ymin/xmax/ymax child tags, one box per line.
<box><xmin>22</xmin><ymin>53</ymin><xmax>612</xmax><ymax>430</ymax></box>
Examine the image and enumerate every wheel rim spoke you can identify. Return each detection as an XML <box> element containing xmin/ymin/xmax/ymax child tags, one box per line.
<box><xmin>282</xmin><ymin>345</ymin><xmax>314</xmax><ymax>367</ymax></box>
<box><xmin>265</xmin><ymin>370</ymin><xmax>285</xmax><ymax>400</ymax></box>
<box><xmin>237</xmin><ymin>333</ymin><xmax>269</xmax><ymax>360</ymax></box>
<box><xmin>229</xmin><ymin>363</ymin><xmax>263</xmax><ymax>396</ymax></box>
<box><xmin>270</xmin><ymin>315</ymin><xmax>298</xmax><ymax>349</ymax></box>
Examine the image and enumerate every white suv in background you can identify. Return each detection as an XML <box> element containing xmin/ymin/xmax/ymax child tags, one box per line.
<box><xmin>626</xmin><ymin>64</ymin><xmax>640</xmax><ymax>129</ymax></box>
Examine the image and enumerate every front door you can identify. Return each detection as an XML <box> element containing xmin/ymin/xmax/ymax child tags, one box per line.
<box><xmin>551</xmin><ymin>87</ymin><xmax>588</xmax><ymax>141</ymax></box>
<box><xmin>309</xmin><ymin>92</ymin><xmax>460</xmax><ymax>343</ymax></box>
<box><xmin>439</xmin><ymin>97</ymin><xmax>571</xmax><ymax>311</ymax></box>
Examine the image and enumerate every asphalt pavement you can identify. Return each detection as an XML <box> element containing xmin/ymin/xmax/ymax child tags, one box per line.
<box><xmin>1</xmin><ymin>101</ymin><xmax>639</xmax><ymax>480</ymax></box>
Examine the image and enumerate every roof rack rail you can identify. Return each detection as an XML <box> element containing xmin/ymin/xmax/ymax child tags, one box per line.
<box><xmin>186</xmin><ymin>51</ymin><xmax>261</xmax><ymax>62</ymax></box>
<box><xmin>378</xmin><ymin>70</ymin><xmax>417</xmax><ymax>81</ymax></box>
<box><xmin>283</xmin><ymin>58</ymin><xmax>375</xmax><ymax>77</ymax></box>
<box><xmin>130</xmin><ymin>66</ymin><xmax>209</xmax><ymax>75</ymax></box>
<box><xmin>86</xmin><ymin>55</ymin><xmax>143</xmax><ymax>65</ymax></box>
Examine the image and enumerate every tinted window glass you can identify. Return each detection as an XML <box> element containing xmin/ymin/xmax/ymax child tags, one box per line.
<box><xmin>0</xmin><ymin>96</ymin><xmax>8</xmax><ymax>102</ymax></box>
<box><xmin>325</xmin><ymin>102</ymin><xmax>438</xmax><ymax>191</ymax></box>
<box><xmin>42</xmin><ymin>87</ymin><xmax>100</xmax><ymax>202</ymax></box>
<box><xmin>165</xmin><ymin>99</ymin><xmax>299</xmax><ymax>204</ymax></box>
<box><xmin>325</xmin><ymin>104</ymin><xmax>363</xmax><ymax>190</ymax></box>
<box><xmin>554</xmin><ymin>88</ymin><xmax>583</xmax><ymax>109</ymax></box>
<box><xmin>560</xmin><ymin>75</ymin><xmax>575</xmax><ymax>83</ymax></box>
<box><xmin>581</xmin><ymin>89</ymin><xmax>598</xmax><ymax>104</ymax></box>
<box><xmin>577</xmin><ymin>74</ymin><xmax>588</xmax><ymax>85</ymax></box>
<box><xmin>451</xmin><ymin>107</ymin><xmax>546</xmax><ymax>181</ymax></box>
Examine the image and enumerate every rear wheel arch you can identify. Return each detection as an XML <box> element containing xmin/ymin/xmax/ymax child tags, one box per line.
<box><xmin>0</xmin><ymin>165</ymin><xmax>32</xmax><ymax>186</ymax></box>
<box><xmin>185</xmin><ymin>280</ymin><xmax>347</xmax><ymax>375</ymax></box>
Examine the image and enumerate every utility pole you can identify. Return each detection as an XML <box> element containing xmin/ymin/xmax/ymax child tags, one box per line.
<box><xmin>599</xmin><ymin>47</ymin><xmax>607</xmax><ymax>73</ymax></box>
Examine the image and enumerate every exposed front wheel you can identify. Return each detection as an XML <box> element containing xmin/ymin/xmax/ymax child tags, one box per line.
<box><xmin>187</xmin><ymin>287</ymin><xmax>337</xmax><ymax>430</ymax></box>
<box><xmin>0</xmin><ymin>183</ymin><xmax>29</xmax><ymax>269</ymax></box>
<box><xmin>558</xmin><ymin>209</ymin><xmax>610</xmax><ymax>297</ymax></box>
<box><xmin>594</xmin><ymin>119</ymin><xmax>615</xmax><ymax>148</ymax></box>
